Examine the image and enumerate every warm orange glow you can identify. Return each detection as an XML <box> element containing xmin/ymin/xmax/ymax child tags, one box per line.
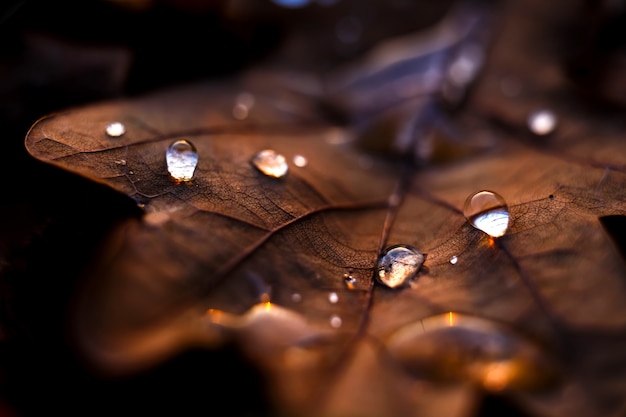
<box><xmin>264</xmin><ymin>301</ymin><xmax>272</xmax><ymax>311</ymax></box>
<box><xmin>448</xmin><ymin>311</ymin><xmax>455</xmax><ymax>326</ymax></box>
<box><xmin>205</xmin><ymin>308</ymin><xmax>223</xmax><ymax>324</ymax></box>
<box><xmin>481</xmin><ymin>361</ymin><xmax>515</xmax><ymax>392</ymax></box>
<box><xmin>487</xmin><ymin>236</ymin><xmax>496</xmax><ymax>247</ymax></box>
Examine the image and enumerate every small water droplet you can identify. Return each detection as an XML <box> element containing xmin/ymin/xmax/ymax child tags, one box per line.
<box><xmin>232</xmin><ymin>92</ymin><xmax>255</xmax><ymax>120</ymax></box>
<box><xmin>463</xmin><ymin>190</ymin><xmax>510</xmax><ymax>238</ymax></box>
<box><xmin>449</xmin><ymin>255</ymin><xmax>458</xmax><ymax>265</ymax></box>
<box><xmin>251</xmin><ymin>149</ymin><xmax>288</xmax><ymax>178</ymax></box>
<box><xmin>330</xmin><ymin>314</ymin><xmax>342</xmax><ymax>328</ymax></box>
<box><xmin>293</xmin><ymin>154</ymin><xmax>308</xmax><ymax>167</ymax></box>
<box><xmin>114</xmin><ymin>159</ymin><xmax>127</xmax><ymax>166</ymax></box>
<box><xmin>105</xmin><ymin>122</ymin><xmax>126</xmax><ymax>137</ymax></box>
<box><xmin>376</xmin><ymin>244</ymin><xmax>425</xmax><ymax>289</ymax></box>
<box><xmin>291</xmin><ymin>293</ymin><xmax>302</xmax><ymax>303</ymax></box>
<box><xmin>343</xmin><ymin>274</ymin><xmax>356</xmax><ymax>290</ymax></box>
<box><xmin>328</xmin><ymin>292</ymin><xmax>339</xmax><ymax>304</ymax></box>
<box><xmin>166</xmin><ymin>139</ymin><xmax>198</xmax><ymax>183</ymax></box>
<box><xmin>527</xmin><ymin>109</ymin><xmax>557</xmax><ymax>135</ymax></box>
<box><xmin>232</xmin><ymin>103</ymin><xmax>249</xmax><ymax>120</ymax></box>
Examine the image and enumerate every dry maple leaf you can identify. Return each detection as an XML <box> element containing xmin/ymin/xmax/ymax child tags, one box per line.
<box><xmin>22</xmin><ymin>1</ymin><xmax>626</xmax><ymax>417</ymax></box>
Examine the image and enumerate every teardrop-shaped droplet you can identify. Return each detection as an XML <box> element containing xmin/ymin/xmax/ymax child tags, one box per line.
<box><xmin>251</xmin><ymin>149</ymin><xmax>288</xmax><ymax>178</ymax></box>
<box><xmin>385</xmin><ymin>312</ymin><xmax>560</xmax><ymax>392</ymax></box>
<box><xmin>527</xmin><ymin>109</ymin><xmax>557</xmax><ymax>136</ymax></box>
<box><xmin>463</xmin><ymin>190</ymin><xmax>510</xmax><ymax>238</ymax></box>
<box><xmin>166</xmin><ymin>139</ymin><xmax>198</xmax><ymax>183</ymax></box>
<box><xmin>376</xmin><ymin>244</ymin><xmax>425</xmax><ymax>288</ymax></box>
<box><xmin>105</xmin><ymin>122</ymin><xmax>126</xmax><ymax>137</ymax></box>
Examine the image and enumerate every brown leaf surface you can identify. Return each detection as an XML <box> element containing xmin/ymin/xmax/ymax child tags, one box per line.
<box><xmin>23</xmin><ymin>1</ymin><xmax>626</xmax><ymax>416</ymax></box>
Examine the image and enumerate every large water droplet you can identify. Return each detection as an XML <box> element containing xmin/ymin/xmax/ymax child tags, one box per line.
<box><xmin>166</xmin><ymin>139</ymin><xmax>198</xmax><ymax>183</ymax></box>
<box><xmin>527</xmin><ymin>109</ymin><xmax>557</xmax><ymax>136</ymax></box>
<box><xmin>376</xmin><ymin>244</ymin><xmax>425</xmax><ymax>288</ymax></box>
<box><xmin>463</xmin><ymin>190</ymin><xmax>510</xmax><ymax>238</ymax></box>
<box><xmin>385</xmin><ymin>312</ymin><xmax>560</xmax><ymax>392</ymax></box>
<box><xmin>251</xmin><ymin>149</ymin><xmax>288</xmax><ymax>178</ymax></box>
<box><xmin>105</xmin><ymin>122</ymin><xmax>125</xmax><ymax>137</ymax></box>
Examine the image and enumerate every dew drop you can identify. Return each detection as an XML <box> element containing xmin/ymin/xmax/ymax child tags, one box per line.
<box><xmin>293</xmin><ymin>154</ymin><xmax>308</xmax><ymax>167</ymax></box>
<box><xmin>251</xmin><ymin>149</ymin><xmax>288</xmax><ymax>178</ymax></box>
<box><xmin>105</xmin><ymin>122</ymin><xmax>126</xmax><ymax>137</ymax></box>
<box><xmin>343</xmin><ymin>274</ymin><xmax>356</xmax><ymax>290</ymax></box>
<box><xmin>330</xmin><ymin>314</ymin><xmax>342</xmax><ymax>328</ymax></box>
<box><xmin>291</xmin><ymin>293</ymin><xmax>302</xmax><ymax>303</ymax></box>
<box><xmin>232</xmin><ymin>91</ymin><xmax>255</xmax><ymax>120</ymax></box>
<box><xmin>166</xmin><ymin>139</ymin><xmax>198</xmax><ymax>183</ymax></box>
<box><xmin>328</xmin><ymin>292</ymin><xmax>339</xmax><ymax>304</ymax></box>
<box><xmin>232</xmin><ymin>103</ymin><xmax>249</xmax><ymax>120</ymax></box>
<box><xmin>527</xmin><ymin>109</ymin><xmax>557</xmax><ymax>136</ymax></box>
<box><xmin>463</xmin><ymin>190</ymin><xmax>510</xmax><ymax>238</ymax></box>
<box><xmin>449</xmin><ymin>255</ymin><xmax>458</xmax><ymax>265</ymax></box>
<box><xmin>376</xmin><ymin>244</ymin><xmax>425</xmax><ymax>289</ymax></box>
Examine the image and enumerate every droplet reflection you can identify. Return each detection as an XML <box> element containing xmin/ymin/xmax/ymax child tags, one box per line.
<box><xmin>463</xmin><ymin>190</ymin><xmax>509</xmax><ymax>238</ymax></box>
<box><xmin>376</xmin><ymin>244</ymin><xmax>425</xmax><ymax>288</ymax></box>
<box><xmin>251</xmin><ymin>149</ymin><xmax>289</xmax><ymax>178</ymax></box>
<box><xmin>105</xmin><ymin>122</ymin><xmax>126</xmax><ymax>137</ymax></box>
<box><xmin>166</xmin><ymin>139</ymin><xmax>198</xmax><ymax>183</ymax></box>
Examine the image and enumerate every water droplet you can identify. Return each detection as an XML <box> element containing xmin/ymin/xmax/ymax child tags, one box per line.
<box><xmin>166</xmin><ymin>139</ymin><xmax>198</xmax><ymax>183</ymax></box>
<box><xmin>527</xmin><ymin>109</ymin><xmax>557</xmax><ymax>136</ymax></box>
<box><xmin>328</xmin><ymin>292</ymin><xmax>339</xmax><ymax>304</ymax></box>
<box><xmin>251</xmin><ymin>149</ymin><xmax>288</xmax><ymax>178</ymax></box>
<box><xmin>232</xmin><ymin>92</ymin><xmax>255</xmax><ymax>120</ymax></box>
<box><xmin>105</xmin><ymin>122</ymin><xmax>126</xmax><ymax>137</ymax></box>
<box><xmin>449</xmin><ymin>255</ymin><xmax>458</xmax><ymax>265</ymax></box>
<box><xmin>293</xmin><ymin>154</ymin><xmax>308</xmax><ymax>167</ymax></box>
<box><xmin>343</xmin><ymin>274</ymin><xmax>356</xmax><ymax>290</ymax></box>
<box><xmin>385</xmin><ymin>312</ymin><xmax>560</xmax><ymax>391</ymax></box>
<box><xmin>376</xmin><ymin>244</ymin><xmax>425</xmax><ymax>289</ymax></box>
<box><xmin>330</xmin><ymin>314</ymin><xmax>342</xmax><ymax>328</ymax></box>
<box><xmin>291</xmin><ymin>293</ymin><xmax>302</xmax><ymax>303</ymax></box>
<box><xmin>232</xmin><ymin>103</ymin><xmax>249</xmax><ymax>120</ymax></box>
<box><xmin>463</xmin><ymin>190</ymin><xmax>509</xmax><ymax>238</ymax></box>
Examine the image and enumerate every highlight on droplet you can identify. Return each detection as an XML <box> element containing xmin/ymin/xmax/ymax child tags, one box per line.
<box><xmin>463</xmin><ymin>190</ymin><xmax>510</xmax><ymax>238</ymax></box>
<box><xmin>376</xmin><ymin>244</ymin><xmax>425</xmax><ymax>289</ymax></box>
<box><xmin>251</xmin><ymin>149</ymin><xmax>289</xmax><ymax>178</ymax></box>
<box><xmin>166</xmin><ymin>139</ymin><xmax>198</xmax><ymax>183</ymax></box>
